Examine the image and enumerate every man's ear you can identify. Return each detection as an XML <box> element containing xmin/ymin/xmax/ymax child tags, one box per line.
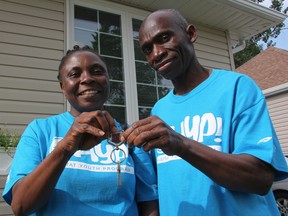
<box><xmin>186</xmin><ymin>24</ymin><xmax>197</xmax><ymax>43</ymax></box>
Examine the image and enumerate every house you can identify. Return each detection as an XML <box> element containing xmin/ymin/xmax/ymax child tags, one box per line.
<box><xmin>236</xmin><ymin>46</ymin><xmax>288</xmax><ymax>154</ymax></box>
<box><xmin>0</xmin><ymin>0</ymin><xmax>286</xmax><ymax>215</ymax></box>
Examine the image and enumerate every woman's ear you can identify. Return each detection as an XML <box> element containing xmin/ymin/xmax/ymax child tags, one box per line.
<box><xmin>59</xmin><ymin>82</ymin><xmax>66</xmax><ymax>97</ymax></box>
<box><xmin>186</xmin><ymin>24</ymin><xmax>197</xmax><ymax>43</ymax></box>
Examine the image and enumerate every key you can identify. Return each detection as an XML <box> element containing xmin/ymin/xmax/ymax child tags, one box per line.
<box><xmin>117</xmin><ymin>160</ymin><xmax>122</xmax><ymax>187</ymax></box>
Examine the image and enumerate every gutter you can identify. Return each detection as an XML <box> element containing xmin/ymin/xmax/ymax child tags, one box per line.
<box><xmin>218</xmin><ymin>0</ymin><xmax>287</xmax><ymax>21</ymax></box>
<box><xmin>263</xmin><ymin>83</ymin><xmax>288</xmax><ymax>97</ymax></box>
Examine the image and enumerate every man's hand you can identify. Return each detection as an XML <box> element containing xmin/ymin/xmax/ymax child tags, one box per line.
<box><xmin>121</xmin><ymin>116</ymin><xmax>184</xmax><ymax>156</ymax></box>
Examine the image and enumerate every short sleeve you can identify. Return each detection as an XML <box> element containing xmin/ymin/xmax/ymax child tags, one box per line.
<box><xmin>232</xmin><ymin>77</ymin><xmax>288</xmax><ymax>181</ymax></box>
<box><xmin>2</xmin><ymin>120</ymin><xmax>44</xmax><ymax>205</ymax></box>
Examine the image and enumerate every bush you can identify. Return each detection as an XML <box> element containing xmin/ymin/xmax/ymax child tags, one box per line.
<box><xmin>0</xmin><ymin>128</ymin><xmax>20</xmax><ymax>152</ymax></box>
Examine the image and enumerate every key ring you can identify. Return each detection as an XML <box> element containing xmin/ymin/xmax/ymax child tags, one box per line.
<box><xmin>110</xmin><ymin>148</ymin><xmax>126</xmax><ymax>163</ymax></box>
<box><xmin>107</xmin><ymin>131</ymin><xmax>126</xmax><ymax>163</ymax></box>
<box><xmin>107</xmin><ymin>130</ymin><xmax>125</xmax><ymax>147</ymax></box>
<box><xmin>107</xmin><ymin>130</ymin><xmax>126</xmax><ymax>187</ymax></box>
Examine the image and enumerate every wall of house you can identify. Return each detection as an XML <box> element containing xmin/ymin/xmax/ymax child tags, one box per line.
<box><xmin>0</xmin><ymin>0</ymin><xmax>232</xmax><ymax>136</ymax></box>
<box><xmin>0</xmin><ymin>0</ymin><xmax>66</xmax><ymax>135</ymax></box>
<box><xmin>191</xmin><ymin>25</ymin><xmax>232</xmax><ymax>71</ymax></box>
<box><xmin>266</xmin><ymin>92</ymin><xmax>288</xmax><ymax>155</ymax></box>
<box><xmin>0</xmin><ymin>175</ymin><xmax>13</xmax><ymax>216</ymax></box>
<box><xmin>0</xmin><ymin>0</ymin><xmax>65</xmax><ymax>214</ymax></box>
<box><xmin>0</xmin><ymin>0</ymin><xmax>232</xmax><ymax>214</ymax></box>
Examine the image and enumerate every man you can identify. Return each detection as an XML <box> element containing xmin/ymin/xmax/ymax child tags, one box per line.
<box><xmin>121</xmin><ymin>9</ymin><xmax>288</xmax><ymax>216</ymax></box>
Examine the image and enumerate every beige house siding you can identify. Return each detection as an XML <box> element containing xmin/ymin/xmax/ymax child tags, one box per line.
<box><xmin>194</xmin><ymin>25</ymin><xmax>232</xmax><ymax>71</ymax></box>
<box><xmin>0</xmin><ymin>0</ymin><xmax>65</xmax><ymax>214</ymax></box>
<box><xmin>0</xmin><ymin>175</ymin><xmax>13</xmax><ymax>216</ymax></box>
<box><xmin>0</xmin><ymin>0</ymin><xmax>66</xmax><ymax>135</ymax></box>
<box><xmin>266</xmin><ymin>92</ymin><xmax>288</xmax><ymax>155</ymax></box>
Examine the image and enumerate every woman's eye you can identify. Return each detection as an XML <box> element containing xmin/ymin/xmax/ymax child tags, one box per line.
<box><xmin>68</xmin><ymin>71</ymin><xmax>80</xmax><ymax>78</ymax></box>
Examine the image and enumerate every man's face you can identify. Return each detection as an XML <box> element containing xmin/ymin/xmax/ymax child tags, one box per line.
<box><xmin>59</xmin><ymin>51</ymin><xmax>110</xmax><ymax>116</ymax></box>
<box><xmin>139</xmin><ymin>11</ymin><xmax>194</xmax><ymax>80</ymax></box>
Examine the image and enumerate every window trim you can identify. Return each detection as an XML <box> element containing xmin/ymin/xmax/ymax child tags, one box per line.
<box><xmin>66</xmin><ymin>0</ymin><xmax>149</xmax><ymax>124</ymax></box>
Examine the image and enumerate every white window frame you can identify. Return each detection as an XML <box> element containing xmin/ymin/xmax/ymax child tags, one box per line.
<box><xmin>66</xmin><ymin>0</ymin><xmax>149</xmax><ymax>124</ymax></box>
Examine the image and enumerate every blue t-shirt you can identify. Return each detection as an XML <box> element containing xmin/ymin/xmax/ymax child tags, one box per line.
<box><xmin>2</xmin><ymin>112</ymin><xmax>157</xmax><ymax>216</ymax></box>
<box><xmin>151</xmin><ymin>69</ymin><xmax>288</xmax><ymax>216</ymax></box>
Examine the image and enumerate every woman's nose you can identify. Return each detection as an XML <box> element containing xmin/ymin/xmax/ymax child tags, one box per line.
<box><xmin>80</xmin><ymin>71</ymin><xmax>94</xmax><ymax>84</ymax></box>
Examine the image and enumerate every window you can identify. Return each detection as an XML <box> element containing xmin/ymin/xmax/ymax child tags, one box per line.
<box><xmin>132</xmin><ymin>19</ymin><xmax>172</xmax><ymax>119</ymax></box>
<box><xmin>72</xmin><ymin>2</ymin><xmax>172</xmax><ymax>125</ymax></box>
<box><xmin>74</xmin><ymin>5</ymin><xmax>126</xmax><ymax>125</ymax></box>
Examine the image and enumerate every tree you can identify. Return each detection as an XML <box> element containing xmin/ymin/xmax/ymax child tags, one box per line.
<box><xmin>234</xmin><ymin>0</ymin><xmax>288</xmax><ymax>68</ymax></box>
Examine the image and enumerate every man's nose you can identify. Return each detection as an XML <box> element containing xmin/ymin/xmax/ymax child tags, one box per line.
<box><xmin>152</xmin><ymin>45</ymin><xmax>166</xmax><ymax>62</ymax></box>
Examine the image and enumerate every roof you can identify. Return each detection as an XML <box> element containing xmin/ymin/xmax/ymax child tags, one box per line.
<box><xmin>111</xmin><ymin>0</ymin><xmax>287</xmax><ymax>46</ymax></box>
<box><xmin>236</xmin><ymin>46</ymin><xmax>288</xmax><ymax>90</ymax></box>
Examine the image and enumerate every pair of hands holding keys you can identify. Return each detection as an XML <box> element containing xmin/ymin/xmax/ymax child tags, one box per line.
<box><xmin>62</xmin><ymin>111</ymin><xmax>177</xmax><ymax>186</ymax></box>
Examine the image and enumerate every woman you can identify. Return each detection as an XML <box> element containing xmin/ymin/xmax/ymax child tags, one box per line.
<box><xmin>2</xmin><ymin>45</ymin><xmax>158</xmax><ymax>216</ymax></box>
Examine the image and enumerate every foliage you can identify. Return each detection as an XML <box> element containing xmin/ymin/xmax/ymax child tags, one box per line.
<box><xmin>234</xmin><ymin>41</ymin><xmax>264</xmax><ymax>68</ymax></box>
<box><xmin>0</xmin><ymin>128</ymin><xmax>20</xmax><ymax>152</ymax></box>
<box><xmin>234</xmin><ymin>0</ymin><xmax>288</xmax><ymax>68</ymax></box>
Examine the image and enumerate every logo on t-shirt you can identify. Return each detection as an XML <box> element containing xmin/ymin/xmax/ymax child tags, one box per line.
<box><xmin>257</xmin><ymin>137</ymin><xmax>272</xmax><ymax>144</ymax></box>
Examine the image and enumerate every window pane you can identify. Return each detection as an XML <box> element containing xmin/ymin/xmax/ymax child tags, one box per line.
<box><xmin>157</xmin><ymin>74</ymin><xmax>173</xmax><ymax>87</ymax></box>
<box><xmin>104</xmin><ymin>57</ymin><xmax>123</xmax><ymax>81</ymax></box>
<box><xmin>75</xmin><ymin>5</ymin><xmax>99</xmax><ymax>30</ymax></box>
<box><xmin>75</xmin><ymin>29</ymin><xmax>98</xmax><ymax>50</ymax></box>
<box><xmin>135</xmin><ymin>61</ymin><xmax>156</xmax><ymax>84</ymax></box>
<box><xmin>137</xmin><ymin>84</ymin><xmax>157</xmax><ymax>106</ymax></box>
<box><xmin>132</xmin><ymin>19</ymin><xmax>142</xmax><ymax>39</ymax></box>
<box><xmin>99</xmin><ymin>11</ymin><xmax>121</xmax><ymax>35</ymax></box>
<box><xmin>100</xmin><ymin>34</ymin><xmax>122</xmax><ymax>57</ymax></box>
<box><xmin>138</xmin><ymin>107</ymin><xmax>151</xmax><ymax>120</ymax></box>
<box><xmin>104</xmin><ymin>105</ymin><xmax>126</xmax><ymax>126</ymax></box>
<box><xmin>107</xmin><ymin>81</ymin><xmax>125</xmax><ymax>105</ymax></box>
<box><xmin>158</xmin><ymin>87</ymin><xmax>171</xmax><ymax>99</ymax></box>
<box><xmin>134</xmin><ymin>40</ymin><xmax>146</xmax><ymax>61</ymax></box>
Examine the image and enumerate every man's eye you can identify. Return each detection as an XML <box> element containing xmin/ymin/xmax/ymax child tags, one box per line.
<box><xmin>162</xmin><ymin>34</ymin><xmax>170</xmax><ymax>42</ymax></box>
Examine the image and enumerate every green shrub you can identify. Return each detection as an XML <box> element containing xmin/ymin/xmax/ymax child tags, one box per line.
<box><xmin>0</xmin><ymin>128</ymin><xmax>20</xmax><ymax>152</ymax></box>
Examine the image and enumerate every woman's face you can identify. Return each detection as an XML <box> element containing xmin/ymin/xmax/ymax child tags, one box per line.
<box><xmin>59</xmin><ymin>51</ymin><xmax>110</xmax><ymax>116</ymax></box>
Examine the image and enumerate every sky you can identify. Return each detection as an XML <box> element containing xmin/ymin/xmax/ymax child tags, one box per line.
<box><xmin>259</xmin><ymin>0</ymin><xmax>288</xmax><ymax>51</ymax></box>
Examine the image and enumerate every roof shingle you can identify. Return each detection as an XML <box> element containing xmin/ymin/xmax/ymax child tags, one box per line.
<box><xmin>236</xmin><ymin>47</ymin><xmax>288</xmax><ymax>90</ymax></box>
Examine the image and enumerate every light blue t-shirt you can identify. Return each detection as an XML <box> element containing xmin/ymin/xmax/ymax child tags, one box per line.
<box><xmin>151</xmin><ymin>69</ymin><xmax>288</xmax><ymax>216</ymax></box>
<box><xmin>3</xmin><ymin>112</ymin><xmax>158</xmax><ymax>216</ymax></box>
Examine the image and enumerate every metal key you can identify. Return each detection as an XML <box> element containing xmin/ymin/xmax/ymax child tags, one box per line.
<box><xmin>117</xmin><ymin>160</ymin><xmax>122</xmax><ymax>187</ymax></box>
<box><xmin>107</xmin><ymin>131</ymin><xmax>126</xmax><ymax>187</ymax></box>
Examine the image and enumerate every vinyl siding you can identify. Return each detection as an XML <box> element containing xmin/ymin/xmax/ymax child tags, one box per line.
<box><xmin>266</xmin><ymin>92</ymin><xmax>288</xmax><ymax>155</ymax></box>
<box><xmin>194</xmin><ymin>25</ymin><xmax>232</xmax><ymax>71</ymax></box>
<box><xmin>0</xmin><ymin>175</ymin><xmax>13</xmax><ymax>216</ymax></box>
<box><xmin>0</xmin><ymin>0</ymin><xmax>66</xmax><ymax>135</ymax></box>
<box><xmin>0</xmin><ymin>1</ymin><xmax>65</xmax><ymax>214</ymax></box>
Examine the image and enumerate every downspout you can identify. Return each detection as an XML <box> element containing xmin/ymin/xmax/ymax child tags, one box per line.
<box><xmin>232</xmin><ymin>39</ymin><xmax>246</xmax><ymax>54</ymax></box>
<box><xmin>226</xmin><ymin>31</ymin><xmax>247</xmax><ymax>70</ymax></box>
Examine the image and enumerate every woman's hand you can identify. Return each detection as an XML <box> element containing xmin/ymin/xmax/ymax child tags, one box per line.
<box><xmin>60</xmin><ymin>110</ymin><xmax>118</xmax><ymax>154</ymax></box>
